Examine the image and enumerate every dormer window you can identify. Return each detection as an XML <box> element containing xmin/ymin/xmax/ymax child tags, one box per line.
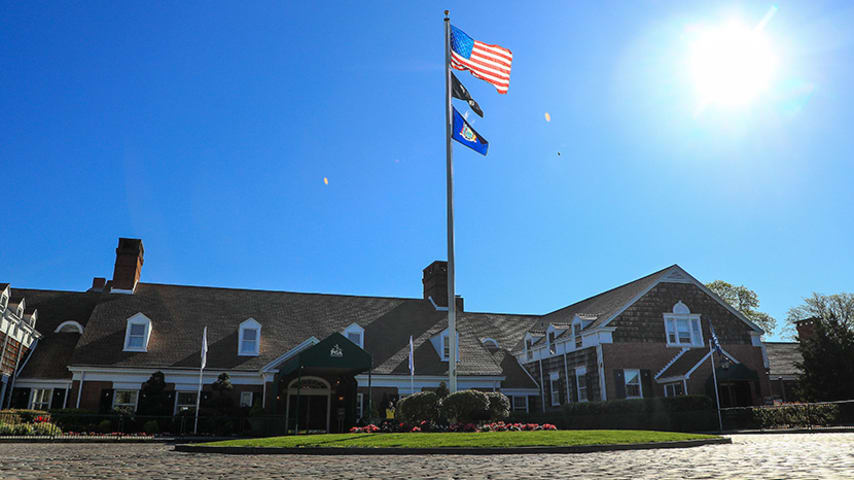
<box><xmin>663</xmin><ymin>301</ymin><xmax>703</xmax><ymax>347</ymax></box>
<box><xmin>123</xmin><ymin>313</ymin><xmax>152</xmax><ymax>352</ymax></box>
<box><xmin>573</xmin><ymin>323</ymin><xmax>582</xmax><ymax>349</ymax></box>
<box><xmin>342</xmin><ymin>322</ymin><xmax>365</xmax><ymax>349</ymax></box>
<box><xmin>239</xmin><ymin>318</ymin><xmax>261</xmax><ymax>356</ymax></box>
<box><xmin>548</xmin><ymin>331</ymin><xmax>557</xmax><ymax>354</ymax></box>
<box><xmin>16</xmin><ymin>305</ymin><xmax>23</xmax><ymax>317</ymax></box>
<box><xmin>525</xmin><ymin>336</ymin><xmax>534</xmax><ymax>360</ymax></box>
<box><xmin>0</xmin><ymin>293</ymin><xmax>7</xmax><ymax>311</ymax></box>
<box><xmin>434</xmin><ymin>329</ymin><xmax>459</xmax><ymax>362</ymax></box>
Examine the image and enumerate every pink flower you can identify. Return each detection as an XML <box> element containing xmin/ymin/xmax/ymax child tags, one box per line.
<box><xmin>411</xmin><ymin>426</ymin><xmax>421</xmax><ymax>432</ymax></box>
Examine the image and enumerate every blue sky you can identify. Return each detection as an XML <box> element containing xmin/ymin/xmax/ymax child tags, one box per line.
<box><xmin>2</xmin><ymin>1</ymin><xmax>853</xmax><ymax>341</ymax></box>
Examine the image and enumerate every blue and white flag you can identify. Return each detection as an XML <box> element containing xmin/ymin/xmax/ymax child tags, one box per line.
<box><xmin>709</xmin><ymin>323</ymin><xmax>722</xmax><ymax>355</ymax></box>
<box><xmin>452</xmin><ymin>107</ymin><xmax>488</xmax><ymax>155</ymax></box>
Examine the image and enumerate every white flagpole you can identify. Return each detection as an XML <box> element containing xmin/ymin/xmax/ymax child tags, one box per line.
<box><xmin>194</xmin><ymin>326</ymin><xmax>207</xmax><ymax>435</ymax></box>
<box><xmin>409</xmin><ymin>335</ymin><xmax>415</xmax><ymax>395</ymax></box>
<box><xmin>708</xmin><ymin>335</ymin><xmax>723</xmax><ymax>433</ymax></box>
<box><xmin>444</xmin><ymin>10</ymin><xmax>458</xmax><ymax>394</ymax></box>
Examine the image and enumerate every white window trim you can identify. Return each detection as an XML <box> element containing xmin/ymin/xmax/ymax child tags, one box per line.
<box><xmin>123</xmin><ymin>313</ymin><xmax>152</xmax><ymax>352</ymax></box>
<box><xmin>356</xmin><ymin>392</ymin><xmax>364</xmax><ymax>419</ymax></box>
<box><xmin>512</xmin><ymin>395</ymin><xmax>529</xmax><ymax>413</ymax></box>
<box><xmin>54</xmin><ymin>320</ymin><xmax>84</xmax><ymax>334</ymax></box>
<box><xmin>342</xmin><ymin>322</ymin><xmax>364</xmax><ymax>349</ymax></box>
<box><xmin>624</xmin><ymin>368</ymin><xmax>643</xmax><ymax>399</ymax></box>
<box><xmin>240</xmin><ymin>391</ymin><xmax>254</xmax><ymax>408</ymax></box>
<box><xmin>30</xmin><ymin>388</ymin><xmax>52</xmax><ymax>410</ymax></box>
<box><xmin>439</xmin><ymin>330</ymin><xmax>460</xmax><ymax>362</ymax></box>
<box><xmin>549</xmin><ymin>372</ymin><xmax>561</xmax><ymax>406</ymax></box>
<box><xmin>663</xmin><ymin>302</ymin><xmax>703</xmax><ymax>348</ymax></box>
<box><xmin>664</xmin><ymin>382</ymin><xmax>684</xmax><ymax>397</ymax></box>
<box><xmin>238</xmin><ymin>318</ymin><xmax>261</xmax><ymax>356</ymax></box>
<box><xmin>575</xmin><ymin>367</ymin><xmax>588</xmax><ymax>402</ymax></box>
<box><xmin>113</xmin><ymin>390</ymin><xmax>140</xmax><ymax>411</ymax></box>
<box><xmin>174</xmin><ymin>391</ymin><xmax>198</xmax><ymax>414</ymax></box>
<box><xmin>524</xmin><ymin>333</ymin><xmax>534</xmax><ymax>360</ymax></box>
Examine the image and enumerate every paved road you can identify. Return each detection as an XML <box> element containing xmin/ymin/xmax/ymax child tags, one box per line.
<box><xmin>0</xmin><ymin>433</ymin><xmax>852</xmax><ymax>479</ymax></box>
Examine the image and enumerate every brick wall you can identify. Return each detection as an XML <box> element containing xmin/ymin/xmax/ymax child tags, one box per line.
<box><xmin>77</xmin><ymin>380</ymin><xmax>112</xmax><ymax>410</ymax></box>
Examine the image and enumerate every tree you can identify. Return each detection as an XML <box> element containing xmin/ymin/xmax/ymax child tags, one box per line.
<box><xmin>706</xmin><ymin>280</ymin><xmax>776</xmax><ymax>334</ymax></box>
<box><xmin>787</xmin><ymin>292</ymin><xmax>854</xmax><ymax>401</ymax></box>
<box><xmin>209</xmin><ymin>372</ymin><xmax>235</xmax><ymax>414</ymax></box>
<box><xmin>138</xmin><ymin>371</ymin><xmax>171</xmax><ymax>416</ymax></box>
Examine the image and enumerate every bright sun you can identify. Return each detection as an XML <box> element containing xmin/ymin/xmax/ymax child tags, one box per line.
<box><xmin>690</xmin><ymin>19</ymin><xmax>778</xmax><ymax>110</ymax></box>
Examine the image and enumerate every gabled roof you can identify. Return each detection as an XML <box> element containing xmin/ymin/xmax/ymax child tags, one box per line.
<box><xmin>765</xmin><ymin>342</ymin><xmax>803</xmax><ymax>377</ymax></box>
<box><xmin>538</xmin><ymin>265</ymin><xmax>674</xmax><ymax>333</ymax></box>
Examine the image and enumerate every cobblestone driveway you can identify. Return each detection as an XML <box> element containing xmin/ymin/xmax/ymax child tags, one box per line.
<box><xmin>0</xmin><ymin>433</ymin><xmax>852</xmax><ymax>479</ymax></box>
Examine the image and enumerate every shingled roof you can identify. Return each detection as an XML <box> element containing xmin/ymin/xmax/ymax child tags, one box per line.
<box><xmin>69</xmin><ymin>283</ymin><xmax>513</xmax><ymax>377</ymax></box>
<box><xmin>766</xmin><ymin>342</ymin><xmax>803</xmax><ymax>377</ymax></box>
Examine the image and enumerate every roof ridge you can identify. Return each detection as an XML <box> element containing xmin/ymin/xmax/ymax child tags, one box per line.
<box><xmin>544</xmin><ymin>264</ymin><xmax>675</xmax><ymax>316</ymax></box>
<box><xmin>137</xmin><ymin>282</ymin><xmax>419</xmax><ymax>301</ymax></box>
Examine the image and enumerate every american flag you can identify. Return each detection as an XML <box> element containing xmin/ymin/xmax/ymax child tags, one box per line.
<box><xmin>710</xmin><ymin>322</ymin><xmax>723</xmax><ymax>355</ymax></box>
<box><xmin>450</xmin><ymin>25</ymin><xmax>512</xmax><ymax>94</ymax></box>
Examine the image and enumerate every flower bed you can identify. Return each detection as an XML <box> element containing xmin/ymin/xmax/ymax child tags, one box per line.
<box><xmin>350</xmin><ymin>421</ymin><xmax>558</xmax><ymax>434</ymax></box>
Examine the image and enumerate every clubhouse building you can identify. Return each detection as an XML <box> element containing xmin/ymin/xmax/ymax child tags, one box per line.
<box><xmin>1</xmin><ymin>238</ymin><xmax>771</xmax><ymax>432</ymax></box>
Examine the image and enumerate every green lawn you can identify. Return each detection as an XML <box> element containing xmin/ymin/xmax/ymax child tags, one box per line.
<box><xmin>202</xmin><ymin>430</ymin><xmax>719</xmax><ymax>449</ymax></box>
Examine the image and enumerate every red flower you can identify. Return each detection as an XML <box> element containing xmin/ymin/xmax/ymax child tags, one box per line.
<box><xmin>411</xmin><ymin>426</ymin><xmax>421</xmax><ymax>432</ymax></box>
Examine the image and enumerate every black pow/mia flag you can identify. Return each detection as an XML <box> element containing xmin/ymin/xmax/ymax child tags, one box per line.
<box><xmin>451</xmin><ymin>73</ymin><xmax>484</xmax><ymax>117</ymax></box>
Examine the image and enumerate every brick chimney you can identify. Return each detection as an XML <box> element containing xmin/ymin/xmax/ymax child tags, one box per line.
<box><xmin>422</xmin><ymin>261</ymin><xmax>463</xmax><ymax>311</ymax></box>
<box><xmin>89</xmin><ymin>277</ymin><xmax>106</xmax><ymax>292</ymax></box>
<box><xmin>795</xmin><ymin>318</ymin><xmax>817</xmax><ymax>342</ymax></box>
<box><xmin>111</xmin><ymin>238</ymin><xmax>144</xmax><ymax>292</ymax></box>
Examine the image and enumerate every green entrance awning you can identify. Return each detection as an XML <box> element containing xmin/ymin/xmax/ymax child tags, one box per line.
<box><xmin>278</xmin><ymin>332</ymin><xmax>372</xmax><ymax>377</ymax></box>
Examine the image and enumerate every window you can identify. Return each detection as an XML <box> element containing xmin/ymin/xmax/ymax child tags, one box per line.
<box><xmin>624</xmin><ymin>369</ymin><xmax>642</xmax><ymax>398</ymax></box>
<box><xmin>525</xmin><ymin>337</ymin><xmax>533</xmax><ymax>360</ymax></box>
<box><xmin>175</xmin><ymin>392</ymin><xmax>197</xmax><ymax>414</ymax></box>
<box><xmin>343</xmin><ymin>323</ymin><xmax>364</xmax><ymax>348</ymax></box>
<box><xmin>356</xmin><ymin>392</ymin><xmax>364</xmax><ymax>419</ymax></box>
<box><xmin>576</xmin><ymin>367</ymin><xmax>588</xmax><ymax>402</ymax></box>
<box><xmin>240</xmin><ymin>391</ymin><xmax>254</xmax><ymax>408</ymax></box>
<box><xmin>512</xmin><ymin>395</ymin><xmax>528</xmax><ymax>412</ymax></box>
<box><xmin>31</xmin><ymin>389</ymin><xmax>51</xmax><ymax>410</ymax></box>
<box><xmin>16</xmin><ymin>305</ymin><xmax>23</xmax><ymax>317</ymax></box>
<box><xmin>0</xmin><ymin>293</ymin><xmax>7</xmax><ymax>310</ymax></box>
<box><xmin>548</xmin><ymin>331</ymin><xmax>556</xmax><ymax>354</ymax></box>
<box><xmin>238</xmin><ymin>318</ymin><xmax>261</xmax><ymax>356</ymax></box>
<box><xmin>665</xmin><ymin>382</ymin><xmax>685</xmax><ymax>397</ymax></box>
<box><xmin>123</xmin><ymin>314</ymin><xmax>151</xmax><ymax>352</ymax></box>
<box><xmin>549</xmin><ymin>372</ymin><xmax>561</xmax><ymax>406</ymax></box>
<box><xmin>664</xmin><ymin>302</ymin><xmax>703</xmax><ymax>347</ymax></box>
<box><xmin>113</xmin><ymin>390</ymin><xmax>138</xmax><ymax>411</ymax></box>
<box><xmin>443</xmin><ymin>335</ymin><xmax>449</xmax><ymax>360</ymax></box>
<box><xmin>573</xmin><ymin>323</ymin><xmax>582</xmax><ymax>349</ymax></box>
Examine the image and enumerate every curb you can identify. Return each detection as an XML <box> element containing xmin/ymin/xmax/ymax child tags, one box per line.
<box><xmin>174</xmin><ymin>437</ymin><xmax>731</xmax><ymax>455</ymax></box>
<box><xmin>722</xmin><ymin>426</ymin><xmax>854</xmax><ymax>435</ymax></box>
<box><xmin>0</xmin><ymin>436</ymin><xmax>235</xmax><ymax>444</ymax></box>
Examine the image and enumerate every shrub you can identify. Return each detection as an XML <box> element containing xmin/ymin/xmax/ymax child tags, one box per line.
<box><xmin>0</xmin><ymin>409</ymin><xmax>50</xmax><ymax>424</ymax></box>
<box><xmin>98</xmin><ymin>419</ymin><xmax>113</xmax><ymax>433</ymax></box>
<box><xmin>485</xmin><ymin>392</ymin><xmax>510</xmax><ymax>421</ymax></box>
<box><xmin>723</xmin><ymin>402</ymin><xmax>846</xmax><ymax>430</ymax></box>
<box><xmin>12</xmin><ymin>423</ymin><xmax>33</xmax><ymax>436</ymax></box>
<box><xmin>32</xmin><ymin>422</ymin><xmax>62</xmax><ymax>436</ymax></box>
<box><xmin>0</xmin><ymin>423</ymin><xmax>14</xmax><ymax>435</ymax></box>
<box><xmin>439</xmin><ymin>390</ymin><xmax>489</xmax><ymax>424</ymax></box>
<box><xmin>143</xmin><ymin>420</ymin><xmax>160</xmax><ymax>435</ymax></box>
<box><xmin>396</xmin><ymin>392</ymin><xmax>439</xmax><ymax>424</ymax></box>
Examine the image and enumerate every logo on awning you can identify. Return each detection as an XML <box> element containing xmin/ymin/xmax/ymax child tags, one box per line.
<box><xmin>330</xmin><ymin>344</ymin><xmax>343</xmax><ymax>358</ymax></box>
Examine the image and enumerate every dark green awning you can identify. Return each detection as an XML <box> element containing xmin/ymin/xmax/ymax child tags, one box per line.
<box><xmin>278</xmin><ymin>332</ymin><xmax>372</xmax><ymax>377</ymax></box>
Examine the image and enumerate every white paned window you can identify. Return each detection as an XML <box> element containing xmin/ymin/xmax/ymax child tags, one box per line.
<box><xmin>123</xmin><ymin>314</ymin><xmax>151</xmax><ymax>352</ymax></box>
<box><xmin>573</xmin><ymin>323</ymin><xmax>582</xmax><ymax>349</ymax></box>
<box><xmin>31</xmin><ymin>389</ymin><xmax>51</xmax><ymax>410</ymax></box>
<box><xmin>525</xmin><ymin>338</ymin><xmax>533</xmax><ymax>360</ymax></box>
<box><xmin>665</xmin><ymin>382</ymin><xmax>685</xmax><ymax>397</ymax></box>
<box><xmin>356</xmin><ymin>392</ymin><xmax>364</xmax><ymax>419</ymax></box>
<box><xmin>512</xmin><ymin>395</ymin><xmax>528</xmax><ymax>412</ymax></box>
<box><xmin>548</xmin><ymin>331</ymin><xmax>556</xmax><ymax>354</ymax></box>
<box><xmin>113</xmin><ymin>390</ymin><xmax>138</xmax><ymax>411</ymax></box>
<box><xmin>624</xmin><ymin>369</ymin><xmax>642</xmax><ymax>398</ymax></box>
<box><xmin>664</xmin><ymin>317</ymin><xmax>703</xmax><ymax>347</ymax></box>
<box><xmin>175</xmin><ymin>392</ymin><xmax>197</xmax><ymax>414</ymax></box>
<box><xmin>0</xmin><ymin>293</ymin><xmax>7</xmax><ymax>310</ymax></box>
<box><xmin>238</xmin><ymin>318</ymin><xmax>261</xmax><ymax>356</ymax></box>
<box><xmin>576</xmin><ymin>368</ymin><xmax>588</xmax><ymax>402</ymax></box>
<box><xmin>343</xmin><ymin>323</ymin><xmax>365</xmax><ymax>349</ymax></box>
<box><xmin>443</xmin><ymin>335</ymin><xmax>449</xmax><ymax>360</ymax></box>
<box><xmin>549</xmin><ymin>372</ymin><xmax>561</xmax><ymax>406</ymax></box>
<box><xmin>240</xmin><ymin>391</ymin><xmax>254</xmax><ymax>408</ymax></box>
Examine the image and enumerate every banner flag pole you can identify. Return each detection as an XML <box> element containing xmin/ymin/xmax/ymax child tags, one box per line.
<box><xmin>444</xmin><ymin>10</ymin><xmax>458</xmax><ymax>393</ymax></box>
<box><xmin>193</xmin><ymin>326</ymin><xmax>207</xmax><ymax>435</ymax></box>
<box><xmin>709</xmin><ymin>337</ymin><xmax>724</xmax><ymax>433</ymax></box>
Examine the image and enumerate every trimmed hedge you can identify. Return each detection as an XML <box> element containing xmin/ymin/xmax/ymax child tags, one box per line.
<box><xmin>439</xmin><ymin>390</ymin><xmax>490</xmax><ymax>424</ymax></box>
<box><xmin>0</xmin><ymin>409</ymin><xmax>50</xmax><ymax>424</ymax></box>
<box><xmin>396</xmin><ymin>392</ymin><xmax>439</xmax><ymax>424</ymax></box>
<box><xmin>509</xmin><ymin>395</ymin><xmax>718</xmax><ymax>432</ymax></box>
<box><xmin>485</xmin><ymin>392</ymin><xmax>510</xmax><ymax>421</ymax></box>
<box><xmin>723</xmin><ymin>401</ymin><xmax>854</xmax><ymax>430</ymax></box>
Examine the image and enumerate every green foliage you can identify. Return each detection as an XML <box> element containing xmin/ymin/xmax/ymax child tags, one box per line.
<box><xmin>396</xmin><ymin>391</ymin><xmax>439</xmax><ymax>424</ymax></box>
<box><xmin>212</xmin><ymin>373</ymin><xmax>234</xmax><ymax>393</ymax></box>
<box><xmin>143</xmin><ymin>420</ymin><xmax>160</xmax><ymax>435</ymax></box>
<box><xmin>98</xmin><ymin>419</ymin><xmax>113</xmax><ymax>433</ymax></box>
<box><xmin>0</xmin><ymin>409</ymin><xmax>50</xmax><ymax>424</ymax></box>
<box><xmin>722</xmin><ymin>402</ymin><xmax>848</xmax><ymax>429</ymax></box>
<box><xmin>138</xmin><ymin>371</ymin><xmax>172</xmax><ymax>416</ymax></box>
<box><xmin>485</xmin><ymin>392</ymin><xmax>510</xmax><ymax>421</ymax></box>
<box><xmin>32</xmin><ymin>422</ymin><xmax>62</xmax><ymax>436</ymax></box>
<box><xmin>439</xmin><ymin>390</ymin><xmax>489</xmax><ymax>424</ymax></box>
<box><xmin>435</xmin><ymin>382</ymin><xmax>450</xmax><ymax>399</ymax></box>
<box><xmin>510</xmin><ymin>395</ymin><xmax>717</xmax><ymax>432</ymax></box>
<box><xmin>706</xmin><ymin>280</ymin><xmax>776</xmax><ymax>334</ymax></box>
<box><xmin>47</xmin><ymin>409</ymin><xmax>99</xmax><ymax>432</ymax></box>
<box><xmin>795</xmin><ymin>318</ymin><xmax>854</xmax><ymax>401</ymax></box>
<box><xmin>787</xmin><ymin>292</ymin><xmax>854</xmax><ymax>332</ymax></box>
<box><xmin>12</xmin><ymin>423</ymin><xmax>34</xmax><ymax>435</ymax></box>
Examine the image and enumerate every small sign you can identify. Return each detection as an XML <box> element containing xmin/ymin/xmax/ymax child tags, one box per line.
<box><xmin>330</xmin><ymin>344</ymin><xmax>343</xmax><ymax>358</ymax></box>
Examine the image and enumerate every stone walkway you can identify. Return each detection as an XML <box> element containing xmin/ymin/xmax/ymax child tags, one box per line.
<box><xmin>0</xmin><ymin>433</ymin><xmax>852</xmax><ymax>479</ymax></box>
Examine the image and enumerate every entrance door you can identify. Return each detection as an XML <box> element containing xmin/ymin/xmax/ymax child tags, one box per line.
<box><xmin>285</xmin><ymin>377</ymin><xmax>331</xmax><ymax>433</ymax></box>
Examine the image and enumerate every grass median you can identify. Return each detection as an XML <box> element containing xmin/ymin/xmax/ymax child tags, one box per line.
<box><xmin>201</xmin><ymin>430</ymin><xmax>719</xmax><ymax>449</ymax></box>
